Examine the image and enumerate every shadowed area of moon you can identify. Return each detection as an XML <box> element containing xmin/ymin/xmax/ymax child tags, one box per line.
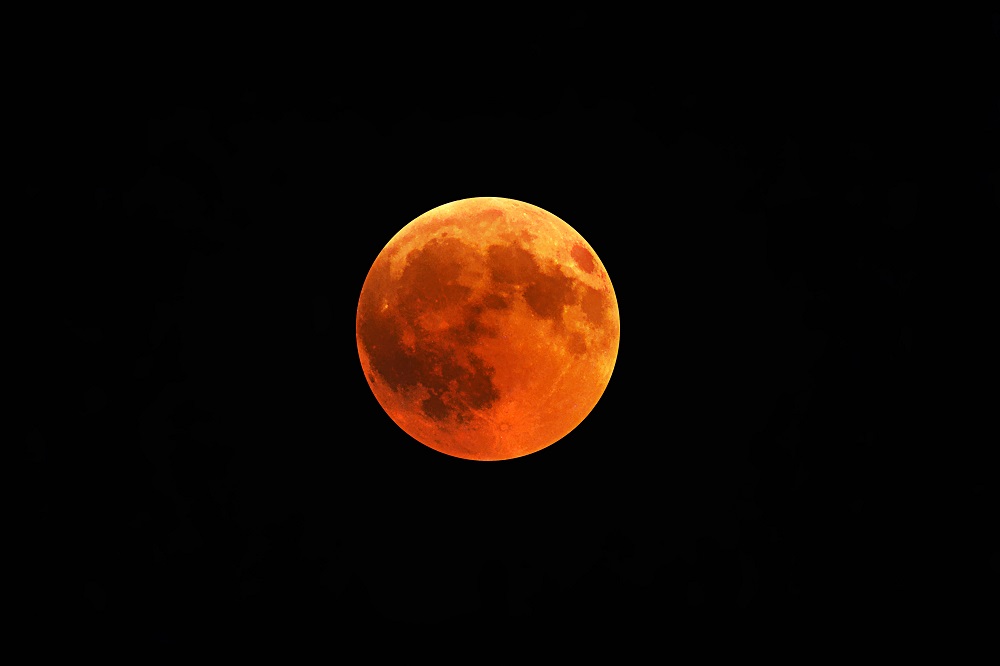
<box><xmin>357</xmin><ymin>197</ymin><xmax>619</xmax><ymax>461</ymax></box>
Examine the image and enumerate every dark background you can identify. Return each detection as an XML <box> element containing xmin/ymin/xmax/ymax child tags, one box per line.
<box><xmin>27</xmin><ymin>9</ymin><xmax>996</xmax><ymax>651</ymax></box>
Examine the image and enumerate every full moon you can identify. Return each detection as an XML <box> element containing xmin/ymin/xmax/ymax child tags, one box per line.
<box><xmin>356</xmin><ymin>197</ymin><xmax>620</xmax><ymax>461</ymax></box>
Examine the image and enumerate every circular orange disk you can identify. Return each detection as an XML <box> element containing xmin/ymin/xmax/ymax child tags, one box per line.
<box><xmin>356</xmin><ymin>197</ymin><xmax>620</xmax><ymax>461</ymax></box>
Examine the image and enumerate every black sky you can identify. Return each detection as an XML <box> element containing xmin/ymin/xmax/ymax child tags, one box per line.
<box><xmin>26</xmin><ymin>8</ymin><xmax>997</xmax><ymax>653</ymax></box>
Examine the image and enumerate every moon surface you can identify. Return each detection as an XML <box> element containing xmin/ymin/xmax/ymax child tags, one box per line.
<box><xmin>356</xmin><ymin>197</ymin><xmax>620</xmax><ymax>461</ymax></box>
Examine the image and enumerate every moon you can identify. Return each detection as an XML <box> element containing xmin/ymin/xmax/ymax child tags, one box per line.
<box><xmin>356</xmin><ymin>197</ymin><xmax>620</xmax><ymax>461</ymax></box>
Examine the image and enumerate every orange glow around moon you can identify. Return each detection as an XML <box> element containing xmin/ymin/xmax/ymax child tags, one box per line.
<box><xmin>356</xmin><ymin>197</ymin><xmax>620</xmax><ymax>461</ymax></box>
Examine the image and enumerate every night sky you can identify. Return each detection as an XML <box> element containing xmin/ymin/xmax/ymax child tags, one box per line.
<box><xmin>26</xmin><ymin>8</ymin><xmax>996</xmax><ymax>653</ymax></box>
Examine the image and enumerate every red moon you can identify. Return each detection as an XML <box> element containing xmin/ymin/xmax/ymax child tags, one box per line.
<box><xmin>356</xmin><ymin>197</ymin><xmax>620</xmax><ymax>461</ymax></box>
